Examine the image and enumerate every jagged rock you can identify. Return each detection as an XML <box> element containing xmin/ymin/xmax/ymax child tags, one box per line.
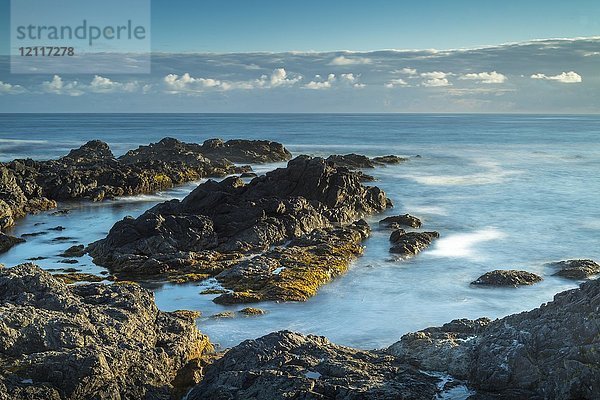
<box><xmin>1</xmin><ymin>138</ymin><xmax>290</xmax><ymax>226</ymax></box>
<box><xmin>0</xmin><ymin>233</ymin><xmax>25</xmax><ymax>254</ymax></box>
<box><xmin>187</xmin><ymin>331</ymin><xmax>439</xmax><ymax>400</ymax></box>
<box><xmin>471</xmin><ymin>270</ymin><xmax>542</xmax><ymax>287</ymax></box>
<box><xmin>389</xmin><ymin>230</ymin><xmax>439</xmax><ymax>256</ymax></box>
<box><xmin>326</xmin><ymin>153</ymin><xmax>375</xmax><ymax>169</ymax></box>
<box><xmin>89</xmin><ymin>157</ymin><xmax>390</xmax><ymax>302</ymax></box>
<box><xmin>550</xmin><ymin>259</ymin><xmax>600</xmax><ymax>279</ymax></box>
<box><xmin>389</xmin><ymin>277</ymin><xmax>600</xmax><ymax>399</ymax></box>
<box><xmin>59</xmin><ymin>244</ymin><xmax>86</xmax><ymax>258</ymax></box>
<box><xmin>0</xmin><ymin>264</ymin><xmax>213</xmax><ymax>399</ymax></box>
<box><xmin>388</xmin><ymin>318</ymin><xmax>491</xmax><ymax>378</ymax></box>
<box><xmin>380</xmin><ymin>214</ymin><xmax>422</xmax><ymax>228</ymax></box>
<box><xmin>52</xmin><ymin>272</ymin><xmax>105</xmax><ymax>284</ymax></box>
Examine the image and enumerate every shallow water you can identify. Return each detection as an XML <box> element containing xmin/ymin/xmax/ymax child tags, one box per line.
<box><xmin>0</xmin><ymin>113</ymin><xmax>598</xmax><ymax>350</ymax></box>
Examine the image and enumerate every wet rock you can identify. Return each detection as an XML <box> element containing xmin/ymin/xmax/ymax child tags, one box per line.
<box><xmin>90</xmin><ymin>157</ymin><xmax>390</xmax><ymax>302</ymax></box>
<box><xmin>48</xmin><ymin>226</ymin><xmax>65</xmax><ymax>231</ymax></box>
<box><xmin>326</xmin><ymin>153</ymin><xmax>375</xmax><ymax>169</ymax></box>
<box><xmin>380</xmin><ymin>214</ymin><xmax>422</xmax><ymax>228</ymax></box>
<box><xmin>27</xmin><ymin>256</ymin><xmax>47</xmax><ymax>261</ymax></box>
<box><xmin>239</xmin><ymin>307</ymin><xmax>266</xmax><ymax>316</ymax></box>
<box><xmin>550</xmin><ymin>259</ymin><xmax>600</xmax><ymax>279</ymax></box>
<box><xmin>213</xmin><ymin>291</ymin><xmax>263</xmax><ymax>305</ymax></box>
<box><xmin>372</xmin><ymin>155</ymin><xmax>409</xmax><ymax>165</ymax></box>
<box><xmin>471</xmin><ymin>270</ymin><xmax>542</xmax><ymax>287</ymax></box>
<box><xmin>50</xmin><ymin>209</ymin><xmax>70</xmax><ymax>216</ymax></box>
<box><xmin>187</xmin><ymin>331</ymin><xmax>439</xmax><ymax>400</ymax></box>
<box><xmin>210</xmin><ymin>311</ymin><xmax>236</xmax><ymax>319</ymax></box>
<box><xmin>200</xmin><ymin>288</ymin><xmax>228</xmax><ymax>295</ymax></box>
<box><xmin>59</xmin><ymin>245</ymin><xmax>86</xmax><ymax>258</ymax></box>
<box><xmin>57</xmin><ymin>259</ymin><xmax>79</xmax><ymax>264</ymax></box>
<box><xmin>0</xmin><ymin>264</ymin><xmax>213</xmax><ymax>399</ymax></box>
<box><xmin>21</xmin><ymin>232</ymin><xmax>47</xmax><ymax>238</ymax></box>
<box><xmin>0</xmin><ymin>233</ymin><xmax>25</xmax><ymax>254</ymax></box>
<box><xmin>240</xmin><ymin>172</ymin><xmax>258</xmax><ymax>178</ymax></box>
<box><xmin>389</xmin><ymin>230</ymin><xmax>439</xmax><ymax>256</ymax></box>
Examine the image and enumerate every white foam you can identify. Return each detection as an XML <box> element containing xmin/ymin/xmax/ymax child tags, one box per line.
<box><xmin>427</xmin><ymin>228</ymin><xmax>506</xmax><ymax>260</ymax></box>
<box><xmin>403</xmin><ymin>205</ymin><xmax>448</xmax><ymax>216</ymax></box>
<box><xmin>404</xmin><ymin>159</ymin><xmax>521</xmax><ymax>186</ymax></box>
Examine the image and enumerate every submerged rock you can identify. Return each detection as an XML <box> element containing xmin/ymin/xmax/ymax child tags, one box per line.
<box><xmin>327</xmin><ymin>154</ymin><xmax>409</xmax><ymax>170</ymax></box>
<box><xmin>372</xmin><ymin>155</ymin><xmax>409</xmax><ymax>165</ymax></box>
<box><xmin>471</xmin><ymin>270</ymin><xmax>543</xmax><ymax>287</ymax></box>
<box><xmin>550</xmin><ymin>259</ymin><xmax>600</xmax><ymax>279</ymax></box>
<box><xmin>239</xmin><ymin>307</ymin><xmax>265</xmax><ymax>316</ymax></box>
<box><xmin>187</xmin><ymin>331</ymin><xmax>439</xmax><ymax>400</ymax></box>
<box><xmin>0</xmin><ymin>232</ymin><xmax>25</xmax><ymax>254</ymax></box>
<box><xmin>0</xmin><ymin>264</ymin><xmax>213</xmax><ymax>399</ymax></box>
<box><xmin>0</xmin><ymin>138</ymin><xmax>290</xmax><ymax>227</ymax></box>
<box><xmin>389</xmin><ymin>230</ymin><xmax>439</xmax><ymax>256</ymax></box>
<box><xmin>89</xmin><ymin>156</ymin><xmax>390</xmax><ymax>303</ymax></box>
<box><xmin>379</xmin><ymin>214</ymin><xmax>422</xmax><ymax>228</ymax></box>
<box><xmin>59</xmin><ymin>244</ymin><xmax>86</xmax><ymax>258</ymax></box>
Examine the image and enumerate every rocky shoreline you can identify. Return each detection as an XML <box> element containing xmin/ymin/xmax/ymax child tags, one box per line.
<box><xmin>1</xmin><ymin>137</ymin><xmax>598</xmax><ymax>399</ymax></box>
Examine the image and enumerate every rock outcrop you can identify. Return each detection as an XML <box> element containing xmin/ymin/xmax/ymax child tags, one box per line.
<box><xmin>0</xmin><ymin>233</ymin><xmax>25</xmax><ymax>254</ymax></box>
<box><xmin>89</xmin><ymin>156</ymin><xmax>390</xmax><ymax>303</ymax></box>
<box><xmin>550</xmin><ymin>259</ymin><xmax>600</xmax><ymax>279</ymax></box>
<box><xmin>0</xmin><ymin>138</ymin><xmax>291</xmax><ymax>229</ymax></box>
<box><xmin>0</xmin><ymin>264</ymin><xmax>213</xmax><ymax>399</ymax></box>
<box><xmin>471</xmin><ymin>270</ymin><xmax>543</xmax><ymax>287</ymax></box>
<box><xmin>389</xmin><ymin>230</ymin><xmax>439</xmax><ymax>256</ymax></box>
<box><xmin>187</xmin><ymin>331</ymin><xmax>439</xmax><ymax>400</ymax></box>
<box><xmin>380</xmin><ymin>214</ymin><xmax>422</xmax><ymax>229</ymax></box>
<box><xmin>389</xmin><ymin>277</ymin><xmax>600</xmax><ymax>399</ymax></box>
<box><xmin>326</xmin><ymin>154</ymin><xmax>408</xmax><ymax>169</ymax></box>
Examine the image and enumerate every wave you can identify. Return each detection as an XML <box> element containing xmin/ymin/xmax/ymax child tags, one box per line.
<box><xmin>403</xmin><ymin>159</ymin><xmax>521</xmax><ymax>186</ymax></box>
<box><xmin>427</xmin><ymin>227</ymin><xmax>506</xmax><ymax>260</ymax></box>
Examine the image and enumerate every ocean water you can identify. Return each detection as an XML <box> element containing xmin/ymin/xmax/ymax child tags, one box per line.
<box><xmin>0</xmin><ymin>113</ymin><xmax>599</xmax><ymax>351</ymax></box>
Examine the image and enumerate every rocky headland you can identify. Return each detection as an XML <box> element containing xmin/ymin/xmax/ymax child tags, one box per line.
<box><xmin>0</xmin><ymin>137</ymin><xmax>292</xmax><ymax>254</ymax></box>
<box><xmin>88</xmin><ymin>156</ymin><xmax>391</xmax><ymax>303</ymax></box>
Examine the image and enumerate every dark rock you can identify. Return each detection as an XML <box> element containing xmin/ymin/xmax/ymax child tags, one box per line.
<box><xmin>213</xmin><ymin>291</ymin><xmax>263</xmax><ymax>305</ymax></box>
<box><xmin>372</xmin><ymin>155</ymin><xmax>409</xmax><ymax>165</ymax></box>
<box><xmin>27</xmin><ymin>256</ymin><xmax>47</xmax><ymax>261</ymax></box>
<box><xmin>389</xmin><ymin>277</ymin><xmax>600</xmax><ymax>399</ymax></box>
<box><xmin>380</xmin><ymin>214</ymin><xmax>422</xmax><ymax>228</ymax></box>
<box><xmin>471</xmin><ymin>270</ymin><xmax>542</xmax><ymax>287</ymax></box>
<box><xmin>187</xmin><ymin>331</ymin><xmax>439</xmax><ymax>400</ymax></box>
<box><xmin>239</xmin><ymin>307</ymin><xmax>266</xmax><ymax>316</ymax></box>
<box><xmin>59</xmin><ymin>245</ymin><xmax>86</xmax><ymax>258</ymax></box>
<box><xmin>89</xmin><ymin>157</ymin><xmax>389</xmax><ymax>302</ymax></box>
<box><xmin>388</xmin><ymin>318</ymin><xmax>491</xmax><ymax>377</ymax></box>
<box><xmin>0</xmin><ymin>264</ymin><xmax>213</xmax><ymax>399</ymax></box>
<box><xmin>326</xmin><ymin>153</ymin><xmax>375</xmax><ymax>169</ymax></box>
<box><xmin>389</xmin><ymin>231</ymin><xmax>439</xmax><ymax>256</ymax></box>
<box><xmin>57</xmin><ymin>259</ymin><xmax>79</xmax><ymax>264</ymax></box>
<box><xmin>0</xmin><ymin>233</ymin><xmax>25</xmax><ymax>254</ymax></box>
<box><xmin>48</xmin><ymin>226</ymin><xmax>65</xmax><ymax>231</ymax></box>
<box><xmin>240</xmin><ymin>172</ymin><xmax>258</xmax><ymax>178</ymax></box>
<box><xmin>20</xmin><ymin>232</ymin><xmax>47</xmax><ymax>238</ymax></box>
<box><xmin>1</xmin><ymin>138</ymin><xmax>290</xmax><ymax>227</ymax></box>
<box><xmin>200</xmin><ymin>288</ymin><xmax>228</xmax><ymax>295</ymax></box>
<box><xmin>550</xmin><ymin>259</ymin><xmax>600</xmax><ymax>279</ymax></box>
<box><xmin>53</xmin><ymin>272</ymin><xmax>104</xmax><ymax>284</ymax></box>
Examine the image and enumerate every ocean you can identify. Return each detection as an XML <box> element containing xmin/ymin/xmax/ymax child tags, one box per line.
<box><xmin>0</xmin><ymin>113</ymin><xmax>599</xmax><ymax>350</ymax></box>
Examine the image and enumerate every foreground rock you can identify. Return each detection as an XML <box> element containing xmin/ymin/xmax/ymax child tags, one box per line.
<box><xmin>389</xmin><ymin>277</ymin><xmax>600</xmax><ymax>399</ymax></box>
<box><xmin>379</xmin><ymin>214</ymin><xmax>422</xmax><ymax>228</ymax></box>
<box><xmin>0</xmin><ymin>138</ymin><xmax>291</xmax><ymax>229</ymax></box>
<box><xmin>188</xmin><ymin>331</ymin><xmax>439</xmax><ymax>400</ymax></box>
<box><xmin>471</xmin><ymin>270</ymin><xmax>543</xmax><ymax>287</ymax></box>
<box><xmin>389</xmin><ymin>230</ymin><xmax>439</xmax><ymax>256</ymax></box>
<box><xmin>89</xmin><ymin>156</ymin><xmax>390</xmax><ymax>303</ymax></box>
<box><xmin>550</xmin><ymin>259</ymin><xmax>600</xmax><ymax>279</ymax></box>
<box><xmin>0</xmin><ymin>264</ymin><xmax>212</xmax><ymax>399</ymax></box>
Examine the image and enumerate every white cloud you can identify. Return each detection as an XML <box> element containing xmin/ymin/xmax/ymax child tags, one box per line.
<box><xmin>90</xmin><ymin>76</ymin><xmax>139</xmax><ymax>93</ymax></box>
<box><xmin>385</xmin><ymin>78</ymin><xmax>408</xmax><ymax>88</ymax></box>
<box><xmin>163</xmin><ymin>69</ymin><xmax>302</xmax><ymax>94</ymax></box>
<box><xmin>530</xmin><ymin>71</ymin><xmax>582</xmax><ymax>83</ymax></box>
<box><xmin>328</xmin><ymin>56</ymin><xmax>372</xmax><ymax>66</ymax></box>
<box><xmin>304</xmin><ymin>73</ymin><xmax>336</xmax><ymax>90</ymax></box>
<box><xmin>460</xmin><ymin>71</ymin><xmax>507</xmax><ymax>84</ymax></box>
<box><xmin>419</xmin><ymin>71</ymin><xmax>452</xmax><ymax>87</ymax></box>
<box><xmin>0</xmin><ymin>81</ymin><xmax>25</xmax><ymax>94</ymax></box>
<box><xmin>400</xmin><ymin>67</ymin><xmax>417</xmax><ymax>75</ymax></box>
<box><xmin>340</xmin><ymin>73</ymin><xmax>366</xmax><ymax>88</ymax></box>
<box><xmin>41</xmin><ymin>75</ymin><xmax>84</xmax><ymax>96</ymax></box>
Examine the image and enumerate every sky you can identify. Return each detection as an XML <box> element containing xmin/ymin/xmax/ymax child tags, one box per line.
<box><xmin>0</xmin><ymin>0</ymin><xmax>599</xmax><ymax>112</ymax></box>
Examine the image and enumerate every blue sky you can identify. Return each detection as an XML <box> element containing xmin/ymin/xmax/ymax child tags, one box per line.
<box><xmin>0</xmin><ymin>1</ymin><xmax>598</xmax><ymax>112</ymax></box>
<box><xmin>1</xmin><ymin>0</ymin><xmax>600</xmax><ymax>53</ymax></box>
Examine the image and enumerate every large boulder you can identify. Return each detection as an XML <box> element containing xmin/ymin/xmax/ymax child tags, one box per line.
<box><xmin>89</xmin><ymin>156</ymin><xmax>390</xmax><ymax>302</ymax></box>
<box><xmin>471</xmin><ymin>270</ymin><xmax>543</xmax><ymax>287</ymax></box>
<box><xmin>0</xmin><ymin>264</ymin><xmax>213</xmax><ymax>399</ymax></box>
<box><xmin>550</xmin><ymin>259</ymin><xmax>600</xmax><ymax>279</ymax></box>
<box><xmin>389</xmin><ymin>230</ymin><xmax>439</xmax><ymax>256</ymax></box>
<box><xmin>187</xmin><ymin>331</ymin><xmax>439</xmax><ymax>400</ymax></box>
